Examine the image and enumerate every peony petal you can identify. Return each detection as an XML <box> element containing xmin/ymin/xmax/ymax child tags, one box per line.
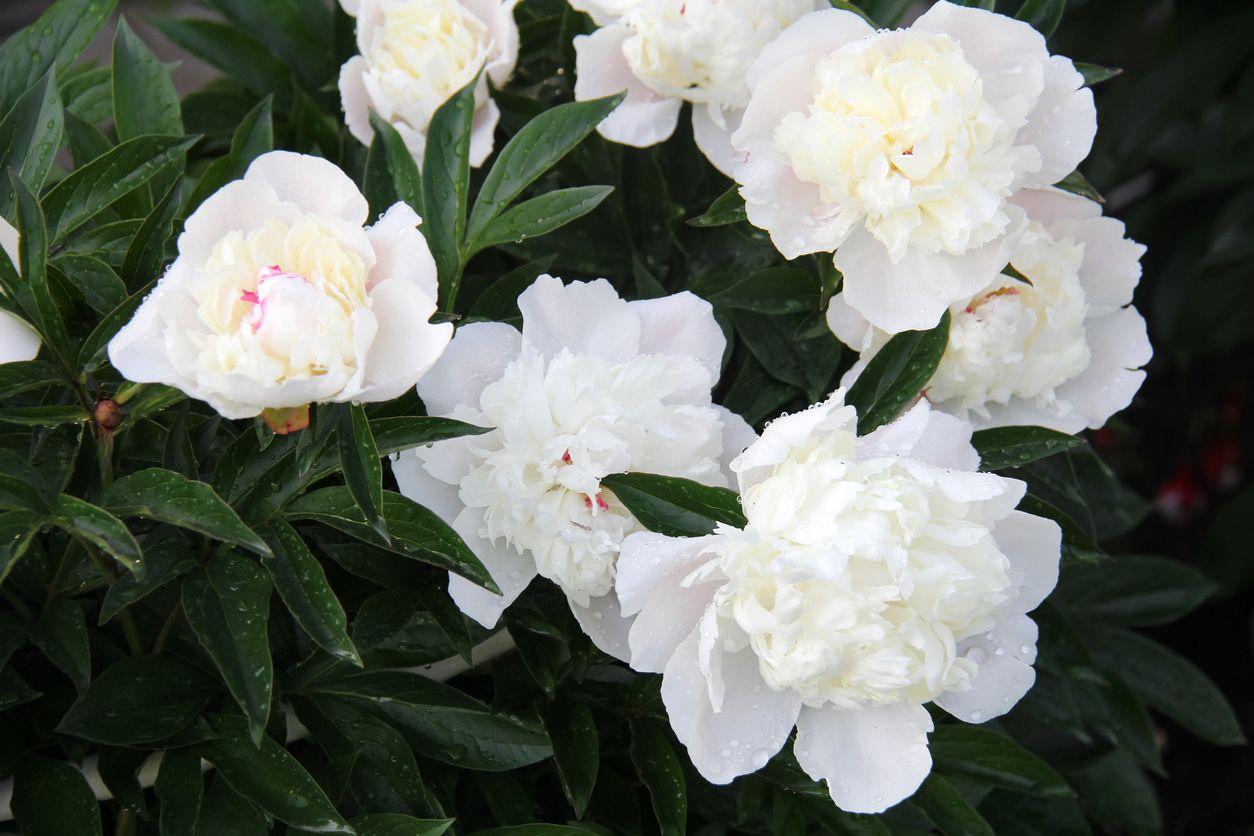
<box><xmin>517</xmin><ymin>275</ymin><xmax>641</xmax><ymax>363</ymax></box>
<box><xmin>350</xmin><ymin>278</ymin><xmax>452</xmax><ymax>403</ymax></box>
<box><xmin>568</xmin><ymin>590</ymin><xmax>633</xmax><ymax>662</ymax></box>
<box><xmin>793</xmin><ymin>702</ymin><xmax>934</xmax><ymax>814</ymax></box>
<box><xmin>446</xmin><ymin>507</ymin><xmax>538</xmax><ymax>628</ymax></box>
<box><xmin>836</xmin><ymin>221</ymin><xmax>1020</xmax><ymax>334</ymax></box>
<box><xmin>936</xmin><ymin>614</ymin><xmax>1038</xmax><ymax>723</ymax></box>
<box><xmin>390</xmin><ymin>449</ymin><xmax>465</xmax><ymax>522</ymax></box>
<box><xmin>914</xmin><ymin>1</ymin><xmax>1047</xmax><ymax>121</ymax></box>
<box><xmin>629</xmin><ymin>577</ymin><xmax>720</xmax><ymax>673</ymax></box>
<box><xmin>177</xmin><ymin>179</ymin><xmax>300</xmax><ymax>266</ymax></box>
<box><xmin>1019</xmin><ymin>57</ymin><xmax>1097</xmax><ymax>189</ymax></box>
<box><xmin>339</xmin><ymin>0</ymin><xmax>360</xmax><ymax>15</ymax></box>
<box><xmin>245</xmin><ymin>150</ymin><xmax>370</xmax><ymax>225</ymax></box>
<box><xmin>416</xmin><ymin>321</ymin><xmax>522</xmax><ymax>416</ymax></box>
<box><xmin>367</xmin><ymin>202</ymin><xmax>439</xmax><ymax>299</ymax></box>
<box><xmin>0</xmin><ymin>217</ymin><xmax>17</xmax><ymax>264</ymax></box>
<box><xmin>339</xmin><ymin>56</ymin><xmax>375</xmax><ymax>149</ymax></box>
<box><xmin>1056</xmin><ymin>307</ymin><xmax>1150</xmax><ymax>428</ymax></box>
<box><xmin>567</xmin><ymin>0</ymin><xmax>636</xmax><ymax>27</ymax></box>
<box><xmin>1009</xmin><ymin>186</ymin><xmax>1101</xmax><ymax>226</ymax></box>
<box><xmin>106</xmin><ymin>265</ymin><xmax>194</xmax><ymax>389</ymax></box>
<box><xmin>733</xmin><ymin>397</ymin><xmax>854</xmax><ymax>495</ymax></box>
<box><xmin>691</xmin><ymin>104</ymin><xmax>743</xmax><ymax>178</ymax></box>
<box><xmin>746</xmin><ymin>8</ymin><xmax>874</xmax><ymax>90</ymax></box>
<box><xmin>464</xmin><ymin>0</ymin><xmax>520</xmax><ymax>88</ymax></box>
<box><xmin>0</xmin><ymin>310</ymin><xmax>40</xmax><ymax>364</ymax></box>
<box><xmin>573</xmin><ymin>26</ymin><xmax>681</xmax><ymax>148</ymax></box>
<box><xmin>630</xmin><ymin>290</ymin><xmax>725</xmax><ymax>380</ymax></box>
<box><xmin>616</xmin><ymin>531</ymin><xmax>716</xmax><ymax>616</ymax></box>
<box><xmin>825</xmin><ymin>292</ymin><xmax>874</xmax><ymax>351</ymax></box>
<box><xmin>994</xmin><ymin>510</ymin><xmax>1061</xmax><ymax>613</ymax></box>
<box><xmin>912</xmin><ymin>409</ymin><xmax>981</xmax><ymax>471</ymax></box>
<box><xmin>1064</xmin><ymin>216</ymin><xmax>1146</xmax><ymax>315</ymax></box>
<box><xmin>716</xmin><ymin>407</ymin><xmax>757</xmax><ymax>483</ymax></box>
<box><xmin>661</xmin><ymin>631</ymin><xmax>801</xmax><ymax>784</ymax></box>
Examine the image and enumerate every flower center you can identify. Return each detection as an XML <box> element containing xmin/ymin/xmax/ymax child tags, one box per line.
<box><xmin>708</xmin><ymin>412</ymin><xmax>1014</xmax><ymax>708</ymax></box>
<box><xmin>773</xmin><ymin>30</ymin><xmax>1038</xmax><ymax>261</ymax></box>
<box><xmin>926</xmin><ymin>222</ymin><xmax>1092</xmax><ymax>415</ymax></box>
<box><xmin>454</xmin><ymin>347</ymin><xmax>727</xmax><ymax>606</ymax></box>
<box><xmin>621</xmin><ymin>0</ymin><xmax>819</xmax><ymax>109</ymax></box>
<box><xmin>369</xmin><ymin>0</ymin><xmax>491</xmax><ymax>127</ymax></box>
<box><xmin>190</xmin><ymin>217</ymin><xmax>370</xmax><ymax>387</ymax></box>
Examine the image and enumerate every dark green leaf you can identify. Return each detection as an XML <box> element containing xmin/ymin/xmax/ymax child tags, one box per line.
<box><xmin>0</xmin><ymin>359</ymin><xmax>61</xmax><ymax>398</ymax></box>
<box><xmin>57</xmin><ymin>655</ymin><xmax>217</xmax><ymax>744</ymax></box>
<box><xmin>1056</xmin><ymin>554</ymin><xmax>1216</xmax><ymax>626</ymax></box>
<box><xmin>1053</xmin><ymin>170</ymin><xmax>1103</xmax><ymax>204</ymax></box>
<box><xmin>79</xmin><ymin>278</ymin><xmax>155</xmax><ymax>368</ymax></box>
<box><xmin>1015</xmin><ymin>0</ymin><xmax>1065</xmax><ymax>37</ymax></box>
<box><xmin>309</xmin><ymin>669</ymin><xmax>553</xmax><ymax>771</ymax></box>
<box><xmin>421</xmin><ymin>75</ymin><xmax>478</xmax><ymax>304</ymax></box>
<box><xmin>9</xmin><ymin>171</ymin><xmax>71</xmax><ymax>361</ymax></box>
<box><xmin>0</xmin><ymin>510</ymin><xmax>41</xmax><ymax>584</ymax></box>
<box><xmin>339</xmin><ymin>402</ymin><xmax>387</xmax><ymax>540</ymax></box>
<box><xmin>52</xmin><ymin>254</ymin><xmax>127</xmax><ymax>314</ymax></box>
<box><xmin>601</xmin><ymin>472</ymin><xmax>746</xmax><ymax>537</ymax></box>
<box><xmin>706</xmin><ymin>267</ymin><xmax>820</xmax><ymax>314</ymax></box>
<box><xmin>10</xmin><ymin>754</ymin><xmax>103</xmax><ymax>836</ymax></box>
<box><xmin>1090</xmin><ymin>628</ymin><xmax>1245</xmax><ymax>745</ymax></box>
<box><xmin>196</xmin><ymin>778</ymin><xmax>268</xmax><ymax>835</ymax></box>
<box><xmin>0</xmin><ymin>404</ymin><xmax>90</xmax><ymax>427</ymax></box>
<box><xmin>31</xmin><ymin>596</ymin><xmax>91</xmax><ymax>693</ymax></box>
<box><xmin>930</xmin><ymin>727</ymin><xmax>1072</xmax><ymax>797</ymax></box>
<box><xmin>0</xmin><ymin>668</ymin><xmax>42</xmax><ymax>711</ymax></box>
<box><xmin>353</xmin><ymin>590</ymin><xmax>458</xmax><ymax>667</ymax></box>
<box><xmin>630</xmin><ymin>718</ymin><xmax>687</xmax><ymax>836</ymax></box>
<box><xmin>188</xmin><ymin>95</ymin><xmax>274</xmax><ymax>210</ymax></box>
<box><xmin>466</xmin><ymin>256</ymin><xmax>555</xmax><ymax>321</ymax></box>
<box><xmin>912</xmin><ymin>774</ymin><xmax>995</xmax><ymax>836</ymax></box>
<box><xmin>206</xmin><ymin>0</ymin><xmax>333</xmax><ymax>92</ymax></box>
<box><xmin>182</xmin><ymin>553</ymin><xmax>274</xmax><ymax>745</ymax></box>
<box><xmin>0</xmin><ymin>0</ymin><xmax>117</xmax><ymax>116</ymax></box>
<box><xmin>262</xmin><ymin>520</ymin><xmax>360</xmax><ymax>665</ymax></box>
<box><xmin>112</xmin><ymin>18</ymin><xmax>183</xmax><ymax>141</ymax></box>
<box><xmin>1075</xmin><ymin>62</ymin><xmax>1122</xmax><ymax>87</ymax></box>
<box><xmin>100</xmin><ymin>535</ymin><xmax>197</xmax><ymax>623</ymax></box>
<box><xmin>731</xmin><ymin>309</ymin><xmax>842</xmax><ymax>402</ymax></box>
<box><xmin>0</xmin><ymin>71</ymin><xmax>63</xmax><ymax>218</ymax></box>
<box><xmin>121</xmin><ymin>175</ymin><xmax>184</xmax><ymax>289</ymax></box>
<box><xmin>467</xmin><ymin>93</ymin><xmax>624</xmax><ymax>239</ymax></box>
<box><xmin>972</xmin><ymin>426</ymin><xmax>1085</xmax><ymax>471</ymax></box>
<box><xmin>155</xmin><ymin>747</ymin><xmax>204</xmax><ymax>836</ymax></box>
<box><xmin>470</xmin><ymin>185</ymin><xmax>613</xmax><ymax>256</ymax></box>
<box><xmin>688</xmin><ymin>187</ymin><xmax>747</xmax><ymax>227</ymax></box>
<box><xmin>97</xmin><ymin>747</ymin><xmax>151</xmax><ymax>816</ymax></box>
<box><xmin>365</xmin><ymin>111</ymin><xmax>423</xmax><ymax>218</ymax></box>
<box><xmin>846</xmin><ymin>311</ymin><xmax>950</xmax><ymax>433</ymax></box>
<box><xmin>286</xmin><ymin>487</ymin><xmax>497</xmax><ymax>593</ymax></box>
<box><xmin>103</xmin><ymin>468</ymin><xmax>272</xmax><ymax>557</ymax></box>
<box><xmin>0</xmin><ymin>449</ymin><xmax>52</xmax><ymax>512</ymax></box>
<box><xmin>42</xmin><ymin>135</ymin><xmax>199</xmax><ymax>242</ymax></box>
<box><xmin>51</xmin><ymin>494</ymin><xmax>143</xmax><ymax>573</ymax></box>
<box><xmin>197</xmin><ymin>714</ymin><xmax>354</xmax><ymax>834</ymax></box>
<box><xmin>539</xmin><ymin>692</ymin><xmax>599</xmax><ymax>817</ymax></box>
<box><xmin>153</xmin><ymin>18</ymin><xmax>291</xmax><ymax>98</ymax></box>
<box><xmin>352</xmin><ymin>815</ymin><xmax>454</xmax><ymax>836</ymax></box>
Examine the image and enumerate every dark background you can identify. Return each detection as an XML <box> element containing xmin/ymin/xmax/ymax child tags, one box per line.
<box><xmin>2</xmin><ymin>0</ymin><xmax>1251</xmax><ymax>831</ymax></box>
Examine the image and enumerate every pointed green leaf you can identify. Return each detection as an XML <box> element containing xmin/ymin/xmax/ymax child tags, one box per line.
<box><xmin>0</xmin><ymin>511</ymin><xmax>41</xmax><ymax>585</ymax></box>
<box><xmin>469</xmin><ymin>185</ymin><xmax>614</xmax><ymax>256</ymax></box>
<box><xmin>688</xmin><ymin>187</ymin><xmax>746</xmax><ymax>228</ymax></box>
<box><xmin>339</xmin><ymin>402</ymin><xmax>387</xmax><ymax>540</ymax></box>
<box><xmin>0</xmin><ymin>0</ymin><xmax>117</xmax><ymax>115</ymax></box>
<box><xmin>540</xmin><ymin>692</ymin><xmax>599</xmax><ymax>818</ymax></box>
<box><xmin>181</xmin><ymin>553</ymin><xmax>273</xmax><ymax>745</ymax></box>
<box><xmin>155</xmin><ymin>747</ymin><xmax>204</xmax><ymax>836</ymax></box>
<box><xmin>112</xmin><ymin>18</ymin><xmax>183</xmax><ymax>141</ymax></box>
<box><xmin>1015</xmin><ymin>0</ymin><xmax>1065</xmax><ymax>37</ymax></box>
<box><xmin>930</xmin><ymin>727</ymin><xmax>1072</xmax><ymax>797</ymax></box>
<box><xmin>630</xmin><ymin>718</ymin><xmax>687</xmax><ymax>836</ymax></box>
<box><xmin>31</xmin><ymin>596</ymin><xmax>91</xmax><ymax>693</ymax></box>
<box><xmin>153</xmin><ymin>18</ymin><xmax>291</xmax><ymax>98</ymax></box>
<box><xmin>262</xmin><ymin>520</ymin><xmax>360</xmax><ymax>665</ymax></box>
<box><xmin>352</xmin><ymin>815</ymin><xmax>453</xmax><ymax>836</ymax></box>
<box><xmin>912</xmin><ymin>774</ymin><xmax>995</xmax><ymax>836</ymax></box>
<box><xmin>11</xmin><ymin>754</ymin><xmax>103</xmax><ymax>836</ymax></box>
<box><xmin>57</xmin><ymin>655</ymin><xmax>218</xmax><ymax>744</ymax></box>
<box><xmin>365</xmin><ymin>111</ymin><xmax>423</xmax><ymax>218</ymax></box>
<box><xmin>0</xmin><ymin>71</ymin><xmax>63</xmax><ymax>218</ymax></box>
<box><xmin>421</xmin><ymin>75</ymin><xmax>478</xmax><ymax>304</ymax></box>
<box><xmin>51</xmin><ymin>494</ymin><xmax>143</xmax><ymax>573</ymax></box>
<box><xmin>972</xmin><ymin>426</ymin><xmax>1085</xmax><ymax>471</ymax></box>
<box><xmin>846</xmin><ymin>311</ymin><xmax>951</xmax><ymax>433</ymax></box>
<box><xmin>601</xmin><ymin>472</ymin><xmax>746</xmax><ymax>537</ymax></box>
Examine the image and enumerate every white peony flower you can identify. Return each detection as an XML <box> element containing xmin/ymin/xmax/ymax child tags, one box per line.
<box><xmin>571</xmin><ymin>0</ymin><xmax>826</xmax><ymax>175</ymax></box>
<box><xmin>0</xmin><ymin>218</ymin><xmax>41</xmax><ymax>365</ymax></box>
<box><xmin>108</xmin><ymin>151</ymin><xmax>453</xmax><ymax>421</ymax></box>
<box><xmin>392</xmin><ymin>274</ymin><xmax>755</xmax><ymax>657</ymax></box>
<box><xmin>731</xmin><ymin>2</ymin><xmax>1097</xmax><ymax>333</ymax></box>
<box><xmin>617</xmin><ymin>392</ymin><xmax>1061</xmax><ymax>813</ymax></box>
<box><xmin>339</xmin><ymin>0</ymin><xmax>520</xmax><ymax>167</ymax></box>
<box><xmin>828</xmin><ymin>189</ymin><xmax>1151</xmax><ymax>433</ymax></box>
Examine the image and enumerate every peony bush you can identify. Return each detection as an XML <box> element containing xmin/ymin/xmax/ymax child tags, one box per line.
<box><xmin>0</xmin><ymin>0</ymin><xmax>1245</xmax><ymax>834</ymax></box>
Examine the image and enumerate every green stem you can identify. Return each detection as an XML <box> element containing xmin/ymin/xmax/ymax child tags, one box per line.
<box><xmin>152</xmin><ymin>600</ymin><xmax>181</xmax><ymax>655</ymax></box>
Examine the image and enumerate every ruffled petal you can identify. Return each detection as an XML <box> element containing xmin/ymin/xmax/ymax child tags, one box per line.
<box><xmin>1019</xmin><ymin>57</ymin><xmax>1097</xmax><ymax>188</ymax></box>
<box><xmin>661</xmin><ymin>632</ymin><xmax>801</xmax><ymax>784</ymax></box>
<box><xmin>616</xmin><ymin>531</ymin><xmax>715</xmax><ymax>616</ymax></box>
<box><xmin>793</xmin><ymin>703</ymin><xmax>934</xmax><ymax>814</ymax></box>
<box><xmin>936</xmin><ymin>614</ymin><xmax>1038</xmax><ymax>723</ymax></box>
<box><xmin>630</xmin><ymin>290</ymin><xmax>725</xmax><ymax>380</ymax></box>
<box><xmin>568</xmin><ymin>590</ymin><xmax>633</xmax><ymax>662</ymax></box>
<box><xmin>339</xmin><ymin>56</ymin><xmax>375</xmax><ymax>149</ymax></box>
<box><xmin>691</xmin><ymin>104</ymin><xmax>743</xmax><ymax>178</ymax></box>
<box><xmin>517</xmin><ymin>275</ymin><xmax>642</xmax><ymax>363</ymax></box>
<box><xmin>366</xmin><ymin>202</ymin><xmax>439</xmax><ymax>299</ymax></box>
<box><xmin>245</xmin><ymin>151</ymin><xmax>370</xmax><ymax>225</ymax></box>
<box><xmin>349</xmin><ymin>278</ymin><xmax>452</xmax><ymax>403</ymax></box>
<box><xmin>994</xmin><ymin>510</ymin><xmax>1062</xmax><ymax>614</ymax></box>
<box><xmin>416</xmin><ymin>321</ymin><xmax>522</xmax><ymax>417</ymax></box>
<box><xmin>573</xmin><ymin>26</ymin><xmax>681</xmax><ymax>148</ymax></box>
<box><xmin>446</xmin><ymin>508</ymin><xmax>538</xmax><ymax>628</ymax></box>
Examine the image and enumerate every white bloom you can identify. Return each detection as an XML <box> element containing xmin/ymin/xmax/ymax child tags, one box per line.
<box><xmin>339</xmin><ymin>0</ymin><xmax>520</xmax><ymax>167</ymax></box>
<box><xmin>571</xmin><ymin>0</ymin><xmax>825</xmax><ymax>174</ymax></box>
<box><xmin>0</xmin><ymin>218</ymin><xmax>41</xmax><ymax>365</ymax></box>
<box><xmin>108</xmin><ymin>151</ymin><xmax>453</xmax><ymax>420</ymax></box>
<box><xmin>392</xmin><ymin>275</ymin><xmax>755</xmax><ymax>658</ymax></box>
<box><xmin>829</xmin><ymin>189</ymin><xmax>1151</xmax><ymax>433</ymax></box>
<box><xmin>617</xmin><ymin>392</ymin><xmax>1061</xmax><ymax>813</ymax></box>
<box><xmin>731</xmin><ymin>2</ymin><xmax>1097</xmax><ymax>333</ymax></box>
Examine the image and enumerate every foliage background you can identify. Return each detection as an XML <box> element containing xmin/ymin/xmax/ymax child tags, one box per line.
<box><xmin>0</xmin><ymin>0</ymin><xmax>1250</xmax><ymax>834</ymax></box>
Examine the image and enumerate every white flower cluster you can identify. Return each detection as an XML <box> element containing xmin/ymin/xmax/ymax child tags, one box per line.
<box><xmin>81</xmin><ymin>0</ymin><xmax>1152</xmax><ymax>818</ymax></box>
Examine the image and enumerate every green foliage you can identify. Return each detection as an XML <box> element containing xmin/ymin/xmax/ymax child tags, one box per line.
<box><xmin>0</xmin><ymin>1</ymin><xmax>1243</xmax><ymax>834</ymax></box>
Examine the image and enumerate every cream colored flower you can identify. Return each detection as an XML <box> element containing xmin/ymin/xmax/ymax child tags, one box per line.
<box><xmin>571</xmin><ymin>0</ymin><xmax>825</xmax><ymax>174</ymax></box>
<box><xmin>339</xmin><ymin>0</ymin><xmax>520</xmax><ymax>167</ymax></box>
<box><xmin>732</xmin><ymin>2</ymin><xmax>1097</xmax><ymax>333</ymax></box>
<box><xmin>617</xmin><ymin>392</ymin><xmax>1061</xmax><ymax>812</ymax></box>
<box><xmin>829</xmin><ymin>189</ymin><xmax>1150</xmax><ymax>433</ymax></box>
<box><xmin>392</xmin><ymin>275</ymin><xmax>755</xmax><ymax>658</ymax></box>
<box><xmin>0</xmin><ymin>218</ymin><xmax>41</xmax><ymax>365</ymax></box>
<box><xmin>108</xmin><ymin>151</ymin><xmax>452</xmax><ymax>420</ymax></box>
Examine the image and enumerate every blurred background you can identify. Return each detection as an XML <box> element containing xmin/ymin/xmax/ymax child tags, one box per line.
<box><xmin>2</xmin><ymin>0</ymin><xmax>1252</xmax><ymax>831</ymax></box>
